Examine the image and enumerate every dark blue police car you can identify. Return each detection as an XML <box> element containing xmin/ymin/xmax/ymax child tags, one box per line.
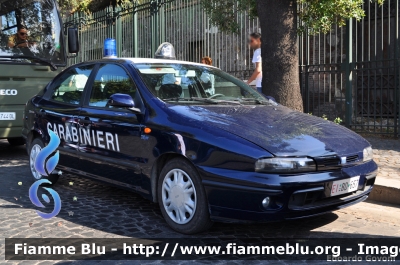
<box><xmin>23</xmin><ymin>55</ymin><xmax>377</xmax><ymax>234</ymax></box>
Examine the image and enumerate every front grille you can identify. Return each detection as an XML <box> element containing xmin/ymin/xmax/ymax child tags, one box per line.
<box><xmin>315</xmin><ymin>156</ymin><xmax>340</xmax><ymax>170</ymax></box>
<box><xmin>315</xmin><ymin>154</ymin><xmax>360</xmax><ymax>171</ymax></box>
<box><xmin>320</xmin><ymin>156</ymin><xmax>340</xmax><ymax>166</ymax></box>
<box><xmin>346</xmin><ymin>155</ymin><xmax>359</xmax><ymax>163</ymax></box>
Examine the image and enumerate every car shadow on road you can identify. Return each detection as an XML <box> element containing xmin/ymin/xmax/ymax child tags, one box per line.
<box><xmin>0</xmin><ymin>142</ymin><xmax>355</xmax><ymax>239</ymax></box>
<box><xmin>1</xmin><ymin>161</ymin><xmax>339</xmax><ymax>239</ymax></box>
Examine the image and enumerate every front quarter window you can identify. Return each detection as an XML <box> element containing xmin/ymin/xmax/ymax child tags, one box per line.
<box><xmin>88</xmin><ymin>64</ymin><xmax>137</xmax><ymax>108</ymax></box>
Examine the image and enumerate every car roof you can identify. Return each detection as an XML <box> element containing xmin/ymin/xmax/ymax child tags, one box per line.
<box><xmin>77</xmin><ymin>58</ymin><xmax>219</xmax><ymax>69</ymax></box>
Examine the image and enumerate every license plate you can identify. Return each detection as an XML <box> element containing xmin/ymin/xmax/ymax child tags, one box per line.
<box><xmin>0</xmin><ymin>112</ymin><xmax>16</xmax><ymax>120</ymax></box>
<box><xmin>330</xmin><ymin>176</ymin><xmax>360</xmax><ymax>197</ymax></box>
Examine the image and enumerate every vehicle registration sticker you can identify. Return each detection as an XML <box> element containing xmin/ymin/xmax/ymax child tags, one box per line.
<box><xmin>0</xmin><ymin>112</ymin><xmax>16</xmax><ymax>120</ymax></box>
<box><xmin>330</xmin><ymin>176</ymin><xmax>360</xmax><ymax>197</ymax></box>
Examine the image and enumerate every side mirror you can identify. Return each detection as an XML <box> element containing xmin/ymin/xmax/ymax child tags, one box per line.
<box><xmin>67</xmin><ymin>27</ymin><xmax>80</xmax><ymax>54</ymax></box>
<box><xmin>108</xmin><ymin>94</ymin><xmax>142</xmax><ymax>114</ymax></box>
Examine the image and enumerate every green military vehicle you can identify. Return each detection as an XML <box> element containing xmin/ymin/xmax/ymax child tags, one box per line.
<box><xmin>0</xmin><ymin>0</ymin><xmax>78</xmax><ymax>145</ymax></box>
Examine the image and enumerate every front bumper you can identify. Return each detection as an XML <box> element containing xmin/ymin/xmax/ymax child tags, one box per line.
<box><xmin>199</xmin><ymin>160</ymin><xmax>378</xmax><ymax>223</ymax></box>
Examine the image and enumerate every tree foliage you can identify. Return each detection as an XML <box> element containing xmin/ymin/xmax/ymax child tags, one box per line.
<box><xmin>59</xmin><ymin>0</ymin><xmax>384</xmax><ymax>33</ymax></box>
<box><xmin>298</xmin><ymin>0</ymin><xmax>373</xmax><ymax>34</ymax></box>
<box><xmin>200</xmin><ymin>0</ymin><xmax>384</xmax><ymax>34</ymax></box>
<box><xmin>58</xmin><ymin>0</ymin><xmax>93</xmax><ymax>15</ymax></box>
<box><xmin>59</xmin><ymin>0</ymin><xmax>383</xmax><ymax>34</ymax></box>
<box><xmin>202</xmin><ymin>0</ymin><xmax>258</xmax><ymax>33</ymax></box>
<box><xmin>58</xmin><ymin>0</ymin><xmax>134</xmax><ymax>16</ymax></box>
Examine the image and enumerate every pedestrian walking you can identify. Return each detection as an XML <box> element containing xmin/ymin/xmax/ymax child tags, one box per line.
<box><xmin>200</xmin><ymin>56</ymin><xmax>215</xmax><ymax>95</ymax></box>
<box><xmin>246</xmin><ymin>33</ymin><xmax>262</xmax><ymax>94</ymax></box>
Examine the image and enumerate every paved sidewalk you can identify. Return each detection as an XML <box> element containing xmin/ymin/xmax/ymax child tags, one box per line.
<box><xmin>365</xmin><ymin>137</ymin><xmax>400</xmax><ymax>204</ymax></box>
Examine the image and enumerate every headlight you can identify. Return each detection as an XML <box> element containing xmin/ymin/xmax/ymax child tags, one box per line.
<box><xmin>363</xmin><ymin>146</ymin><xmax>373</xmax><ymax>162</ymax></box>
<box><xmin>255</xmin><ymin>157</ymin><xmax>316</xmax><ymax>173</ymax></box>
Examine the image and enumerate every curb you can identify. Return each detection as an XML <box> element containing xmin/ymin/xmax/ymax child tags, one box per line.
<box><xmin>367</xmin><ymin>184</ymin><xmax>400</xmax><ymax>205</ymax></box>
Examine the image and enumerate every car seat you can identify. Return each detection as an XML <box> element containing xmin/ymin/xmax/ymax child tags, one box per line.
<box><xmin>61</xmin><ymin>91</ymin><xmax>82</xmax><ymax>105</ymax></box>
<box><xmin>158</xmin><ymin>84</ymin><xmax>183</xmax><ymax>99</ymax></box>
<box><xmin>89</xmin><ymin>82</ymin><xmax>106</xmax><ymax>106</ymax></box>
<box><xmin>0</xmin><ymin>33</ymin><xmax>8</xmax><ymax>47</ymax></box>
<box><xmin>188</xmin><ymin>85</ymin><xmax>197</xmax><ymax>98</ymax></box>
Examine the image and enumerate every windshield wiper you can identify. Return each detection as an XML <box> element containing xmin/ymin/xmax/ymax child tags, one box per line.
<box><xmin>162</xmin><ymin>97</ymin><xmax>219</xmax><ymax>104</ymax></box>
<box><xmin>162</xmin><ymin>97</ymin><xmax>191</xmax><ymax>101</ymax></box>
<box><xmin>0</xmin><ymin>55</ymin><xmax>57</xmax><ymax>71</ymax></box>
<box><xmin>191</xmin><ymin>97</ymin><xmax>219</xmax><ymax>104</ymax></box>
<box><xmin>238</xmin><ymin>98</ymin><xmax>277</xmax><ymax>106</ymax></box>
<box><xmin>163</xmin><ymin>97</ymin><xmax>243</xmax><ymax>105</ymax></box>
<box><xmin>192</xmin><ymin>97</ymin><xmax>242</xmax><ymax>105</ymax></box>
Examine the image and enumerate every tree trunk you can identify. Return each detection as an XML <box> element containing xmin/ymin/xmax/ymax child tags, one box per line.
<box><xmin>257</xmin><ymin>0</ymin><xmax>304</xmax><ymax>112</ymax></box>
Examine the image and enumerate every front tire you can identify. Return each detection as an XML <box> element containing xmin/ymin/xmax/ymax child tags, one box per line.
<box><xmin>29</xmin><ymin>137</ymin><xmax>59</xmax><ymax>185</ymax></box>
<box><xmin>157</xmin><ymin>158</ymin><xmax>213</xmax><ymax>234</ymax></box>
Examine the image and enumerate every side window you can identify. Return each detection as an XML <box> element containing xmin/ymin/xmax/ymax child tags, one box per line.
<box><xmin>51</xmin><ymin>65</ymin><xmax>94</xmax><ymax>105</ymax></box>
<box><xmin>89</xmin><ymin>64</ymin><xmax>137</xmax><ymax>108</ymax></box>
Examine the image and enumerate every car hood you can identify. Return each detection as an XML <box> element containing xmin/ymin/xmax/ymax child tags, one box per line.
<box><xmin>168</xmin><ymin>104</ymin><xmax>370</xmax><ymax>157</ymax></box>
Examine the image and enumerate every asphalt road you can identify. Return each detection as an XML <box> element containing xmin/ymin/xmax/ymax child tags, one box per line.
<box><xmin>1</xmin><ymin>140</ymin><xmax>400</xmax><ymax>264</ymax></box>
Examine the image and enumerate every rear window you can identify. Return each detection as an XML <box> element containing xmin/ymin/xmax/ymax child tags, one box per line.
<box><xmin>50</xmin><ymin>65</ymin><xmax>94</xmax><ymax>105</ymax></box>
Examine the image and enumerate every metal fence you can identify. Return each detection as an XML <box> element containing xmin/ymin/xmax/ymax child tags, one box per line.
<box><xmin>65</xmin><ymin>0</ymin><xmax>260</xmax><ymax>81</ymax></box>
<box><xmin>65</xmin><ymin>0</ymin><xmax>400</xmax><ymax>137</ymax></box>
<box><xmin>299</xmin><ymin>0</ymin><xmax>400</xmax><ymax>137</ymax></box>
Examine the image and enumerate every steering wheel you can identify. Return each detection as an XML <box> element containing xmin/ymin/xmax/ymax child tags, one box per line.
<box><xmin>209</xmin><ymin>94</ymin><xmax>225</xmax><ymax>99</ymax></box>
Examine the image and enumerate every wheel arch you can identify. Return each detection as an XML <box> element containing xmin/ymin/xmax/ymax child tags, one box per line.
<box><xmin>150</xmin><ymin>153</ymin><xmax>198</xmax><ymax>203</ymax></box>
<box><xmin>26</xmin><ymin>129</ymin><xmax>42</xmax><ymax>155</ymax></box>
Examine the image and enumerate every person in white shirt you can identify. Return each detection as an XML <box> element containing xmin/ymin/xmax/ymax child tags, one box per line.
<box><xmin>200</xmin><ymin>56</ymin><xmax>215</xmax><ymax>95</ymax></box>
<box><xmin>246</xmin><ymin>33</ymin><xmax>262</xmax><ymax>94</ymax></box>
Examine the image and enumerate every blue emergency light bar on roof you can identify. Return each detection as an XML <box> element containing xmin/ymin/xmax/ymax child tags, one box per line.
<box><xmin>104</xmin><ymin>38</ymin><xmax>117</xmax><ymax>58</ymax></box>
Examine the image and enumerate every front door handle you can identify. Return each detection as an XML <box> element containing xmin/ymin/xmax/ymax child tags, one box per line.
<box><xmin>79</xmin><ymin>117</ymin><xmax>93</xmax><ymax>125</ymax></box>
<box><xmin>37</xmin><ymin>109</ymin><xmax>46</xmax><ymax>117</ymax></box>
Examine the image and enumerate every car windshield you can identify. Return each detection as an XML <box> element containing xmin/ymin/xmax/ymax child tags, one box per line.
<box><xmin>0</xmin><ymin>0</ymin><xmax>65</xmax><ymax>65</ymax></box>
<box><xmin>133</xmin><ymin>63</ymin><xmax>272</xmax><ymax>105</ymax></box>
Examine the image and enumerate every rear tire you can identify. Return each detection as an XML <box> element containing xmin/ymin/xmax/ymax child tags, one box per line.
<box><xmin>28</xmin><ymin>137</ymin><xmax>59</xmax><ymax>185</ymax></box>
<box><xmin>8</xmin><ymin>137</ymin><xmax>25</xmax><ymax>146</ymax></box>
<box><xmin>157</xmin><ymin>158</ymin><xmax>213</xmax><ymax>234</ymax></box>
